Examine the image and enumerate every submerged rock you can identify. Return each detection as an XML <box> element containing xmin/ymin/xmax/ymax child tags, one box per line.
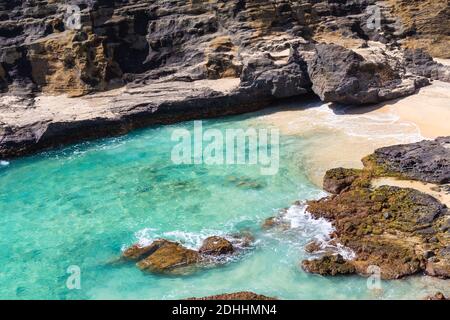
<box><xmin>261</xmin><ymin>215</ymin><xmax>291</xmax><ymax>231</ymax></box>
<box><xmin>188</xmin><ymin>291</ymin><xmax>276</xmax><ymax>300</ymax></box>
<box><xmin>122</xmin><ymin>243</ymin><xmax>161</xmax><ymax>261</ymax></box>
<box><xmin>199</xmin><ymin>236</ymin><xmax>234</xmax><ymax>256</ymax></box>
<box><xmin>304</xmin><ymin>240</ymin><xmax>323</xmax><ymax>254</ymax></box>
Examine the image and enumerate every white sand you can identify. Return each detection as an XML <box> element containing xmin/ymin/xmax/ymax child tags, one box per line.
<box><xmin>253</xmin><ymin>81</ymin><xmax>450</xmax><ymax>186</ymax></box>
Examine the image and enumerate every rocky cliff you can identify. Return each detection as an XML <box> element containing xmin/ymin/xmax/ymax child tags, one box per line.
<box><xmin>0</xmin><ymin>0</ymin><xmax>449</xmax><ymax>157</ymax></box>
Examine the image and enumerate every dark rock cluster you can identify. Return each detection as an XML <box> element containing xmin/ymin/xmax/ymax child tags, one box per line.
<box><xmin>367</xmin><ymin>136</ymin><xmax>450</xmax><ymax>184</ymax></box>
<box><xmin>122</xmin><ymin>234</ymin><xmax>250</xmax><ymax>274</ymax></box>
<box><xmin>301</xmin><ymin>137</ymin><xmax>450</xmax><ymax>280</ymax></box>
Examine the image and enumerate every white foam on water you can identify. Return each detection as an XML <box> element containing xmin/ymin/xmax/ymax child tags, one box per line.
<box><xmin>0</xmin><ymin>160</ymin><xmax>10</xmax><ymax>166</ymax></box>
<box><xmin>133</xmin><ymin>228</ymin><xmax>229</xmax><ymax>250</ymax></box>
<box><xmin>133</xmin><ymin>227</ymin><xmax>158</xmax><ymax>248</ymax></box>
<box><xmin>272</xmin><ymin>202</ymin><xmax>356</xmax><ymax>260</ymax></box>
<box><xmin>283</xmin><ymin>202</ymin><xmax>334</xmax><ymax>240</ymax></box>
<box><xmin>131</xmin><ymin>226</ymin><xmax>255</xmax><ymax>266</ymax></box>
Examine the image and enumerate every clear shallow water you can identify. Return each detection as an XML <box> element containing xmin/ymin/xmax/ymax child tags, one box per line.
<box><xmin>0</xmin><ymin>112</ymin><xmax>448</xmax><ymax>300</ymax></box>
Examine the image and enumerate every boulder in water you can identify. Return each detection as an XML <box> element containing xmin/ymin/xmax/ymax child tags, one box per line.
<box><xmin>134</xmin><ymin>240</ymin><xmax>201</xmax><ymax>273</ymax></box>
<box><xmin>199</xmin><ymin>236</ymin><xmax>234</xmax><ymax>256</ymax></box>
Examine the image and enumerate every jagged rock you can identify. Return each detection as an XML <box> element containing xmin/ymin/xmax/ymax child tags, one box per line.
<box><xmin>240</xmin><ymin>47</ymin><xmax>311</xmax><ymax>99</ymax></box>
<box><xmin>302</xmin><ymin>254</ymin><xmax>356</xmax><ymax>276</ymax></box>
<box><xmin>1</xmin><ymin>1</ymin><xmax>449</xmax><ymax>157</ymax></box>
<box><xmin>305</xmin><ymin>181</ymin><xmax>449</xmax><ymax>279</ymax></box>
<box><xmin>132</xmin><ymin>240</ymin><xmax>201</xmax><ymax>274</ymax></box>
<box><xmin>365</xmin><ymin>137</ymin><xmax>450</xmax><ymax>184</ymax></box>
<box><xmin>304</xmin><ymin>240</ymin><xmax>323</xmax><ymax>254</ymax></box>
<box><xmin>308</xmin><ymin>43</ymin><xmax>429</xmax><ymax>105</ymax></box>
<box><xmin>122</xmin><ymin>242</ymin><xmax>162</xmax><ymax>261</ymax></box>
<box><xmin>262</xmin><ymin>216</ymin><xmax>286</xmax><ymax>230</ymax></box>
<box><xmin>188</xmin><ymin>291</ymin><xmax>276</xmax><ymax>300</ymax></box>
<box><xmin>261</xmin><ymin>210</ymin><xmax>291</xmax><ymax>231</ymax></box>
<box><xmin>199</xmin><ymin>236</ymin><xmax>234</xmax><ymax>256</ymax></box>
<box><xmin>323</xmin><ymin>168</ymin><xmax>363</xmax><ymax>194</ymax></box>
<box><xmin>403</xmin><ymin>49</ymin><xmax>450</xmax><ymax>82</ymax></box>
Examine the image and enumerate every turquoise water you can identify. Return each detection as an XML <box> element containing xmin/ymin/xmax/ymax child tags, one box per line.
<box><xmin>0</xmin><ymin>113</ymin><xmax>448</xmax><ymax>300</ymax></box>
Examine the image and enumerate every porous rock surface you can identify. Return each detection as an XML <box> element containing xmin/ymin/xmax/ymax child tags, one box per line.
<box><xmin>122</xmin><ymin>234</ymin><xmax>250</xmax><ymax>274</ymax></box>
<box><xmin>1</xmin><ymin>0</ymin><xmax>449</xmax><ymax>157</ymax></box>
<box><xmin>301</xmin><ymin>137</ymin><xmax>450</xmax><ymax>280</ymax></box>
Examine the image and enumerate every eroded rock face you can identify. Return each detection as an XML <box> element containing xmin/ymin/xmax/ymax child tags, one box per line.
<box><xmin>308</xmin><ymin>43</ymin><xmax>429</xmax><ymax>105</ymax></box>
<box><xmin>1</xmin><ymin>1</ymin><xmax>450</xmax><ymax>157</ymax></box>
<box><xmin>386</xmin><ymin>0</ymin><xmax>450</xmax><ymax>59</ymax></box>
<box><xmin>302</xmin><ymin>254</ymin><xmax>356</xmax><ymax>276</ymax></box>
<box><xmin>1</xmin><ymin>0</ymin><xmax>448</xmax><ymax>97</ymax></box>
<box><xmin>323</xmin><ymin>168</ymin><xmax>363</xmax><ymax>194</ymax></box>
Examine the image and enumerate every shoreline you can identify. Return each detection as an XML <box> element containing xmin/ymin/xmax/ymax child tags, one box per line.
<box><xmin>0</xmin><ymin>79</ymin><xmax>280</xmax><ymax>159</ymax></box>
<box><xmin>254</xmin><ymin>81</ymin><xmax>450</xmax><ymax>187</ymax></box>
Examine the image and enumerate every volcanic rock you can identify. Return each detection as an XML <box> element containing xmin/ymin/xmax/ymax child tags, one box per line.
<box><xmin>199</xmin><ymin>236</ymin><xmax>234</xmax><ymax>256</ymax></box>
<box><xmin>188</xmin><ymin>291</ymin><xmax>276</xmax><ymax>300</ymax></box>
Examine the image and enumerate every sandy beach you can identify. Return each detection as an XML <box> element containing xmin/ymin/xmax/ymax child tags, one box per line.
<box><xmin>253</xmin><ymin>81</ymin><xmax>450</xmax><ymax>186</ymax></box>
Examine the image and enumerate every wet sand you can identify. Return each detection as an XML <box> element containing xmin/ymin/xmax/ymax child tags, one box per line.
<box><xmin>253</xmin><ymin>81</ymin><xmax>450</xmax><ymax>186</ymax></box>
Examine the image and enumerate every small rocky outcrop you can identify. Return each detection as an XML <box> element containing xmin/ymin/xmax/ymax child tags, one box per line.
<box><xmin>261</xmin><ymin>214</ymin><xmax>291</xmax><ymax>231</ymax></box>
<box><xmin>132</xmin><ymin>240</ymin><xmax>201</xmax><ymax>274</ymax></box>
<box><xmin>403</xmin><ymin>49</ymin><xmax>450</xmax><ymax>83</ymax></box>
<box><xmin>308</xmin><ymin>43</ymin><xmax>429</xmax><ymax>105</ymax></box>
<box><xmin>302</xmin><ymin>254</ymin><xmax>356</xmax><ymax>276</ymax></box>
<box><xmin>305</xmin><ymin>185</ymin><xmax>448</xmax><ymax>280</ymax></box>
<box><xmin>304</xmin><ymin>240</ymin><xmax>323</xmax><ymax>254</ymax></box>
<box><xmin>199</xmin><ymin>236</ymin><xmax>234</xmax><ymax>256</ymax></box>
<box><xmin>301</xmin><ymin>137</ymin><xmax>450</xmax><ymax>280</ymax></box>
<box><xmin>122</xmin><ymin>234</ymin><xmax>249</xmax><ymax>274</ymax></box>
<box><xmin>188</xmin><ymin>291</ymin><xmax>277</xmax><ymax>300</ymax></box>
<box><xmin>364</xmin><ymin>136</ymin><xmax>450</xmax><ymax>184</ymax></box>
<box><xmin>323</xmin><ymin>168</ymin><xmax>363</xmax><ymax>194</ymax></box>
